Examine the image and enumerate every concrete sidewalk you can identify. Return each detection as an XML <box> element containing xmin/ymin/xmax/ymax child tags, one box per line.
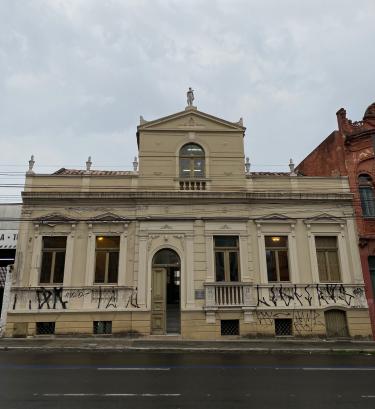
<box><xmin>0</xmin><ymin>337</ymin><xmax>375</xmax><ymax>354</ymax></box>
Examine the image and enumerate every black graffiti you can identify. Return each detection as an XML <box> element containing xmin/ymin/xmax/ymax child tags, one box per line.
<box><xmin>269</xmin><ymin>286</ymin><xmax>277</xmax><ymax>306</ymax></box>
<box><xmin>293</xmin><ymin>310</ymin><xmax>321</xmax><ymax>334</ymax></box>
<box><xmin>256</xmin><ymin>285</ymin><xmax>271</xmax><ymax>307</ymax></box>
<box><xmin>125</xmin><ymin>287</ymin><xmax>140</xmax><ymax>308</ymax></box>
<box><xmin>12</xmin><ymin>294</ymin><xmax>17</xmax><ymax>310</ymax></box>
<box><xmin>36</xmin><ymin>287</ymin><xmax>67</xmax><ymax>310</ymax></box>
<box><xmin>279</xmin><ymin>286</ymin><xmax>294</xmax><ymax>307</ymax></box>
<box><xmin>338</xmin><ymin>285</ymin><xmax>354</xmax><ymax>306</ymax></box>
<box><xmin>64</xmin><ymin>289</ymin><xmax>91</xmax><ymax>299</ymax></box>
<box><xmin>304</xmin><ymin>285</ymin><xmax>313</xmax><ymax>306</ymax></box>
<box><xmin>105</xmin><ymin>289</ymin><xmax>117</xmax><ymax>309</ymax></box>
<box><xmin>293</xmin><ymin>285</ymin><xmax>303</xmax><ymax>307</ymax></box>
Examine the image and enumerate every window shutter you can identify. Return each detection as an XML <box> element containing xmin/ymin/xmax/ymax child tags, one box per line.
<box><xmin>317</xmin><ymin>250</ymin><xmax>328</xmax><ymax>281</ymax></box>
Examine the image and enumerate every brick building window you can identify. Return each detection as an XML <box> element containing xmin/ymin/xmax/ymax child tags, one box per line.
<box><xmin>40</xmin><ymin>236</ymin><xmax>67</xmax><ymax>284</ymax></box>
<box><xmin>359</xmin><ymin>174</ymin><xmax>375</xmax><ymax>217</ymax></box>
<box><xmin>368</xmin><ymin>256</ymin><xmax>375</xmax><ymax>298</ymax></box>
<box><xmin>315</xmin><ymin>236</ymin><xmax>341</xmax><ymax>282</ymax></box>
<box><xmin>214</xmin><ymin>236</ymin><xmax>239</xmax><ymax>281</ymax></box>
<box><xmin>179</xmin><ymin>143</ymin><xmax>205</xmax><ymax>178</ymax></box>
<box><xmin>95</xmin><ymin>236</ymin><xmax>120</xmax><ymax>284</ymax></box>
<box><xmin>265</xmin><ymin>236</ymin><xmax>290</xmax><ymax>282</ymax></box>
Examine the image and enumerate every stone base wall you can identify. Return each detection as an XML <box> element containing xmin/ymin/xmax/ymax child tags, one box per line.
<box><xmin>5</xmin><ymin>308</ymin><xmax>373</xmax><ymax>339</ymax></box>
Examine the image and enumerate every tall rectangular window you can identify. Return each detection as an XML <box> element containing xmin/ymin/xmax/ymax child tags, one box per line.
<box><xmin>40</xmin><ymin>236</ymin><xmax>67</xmax><ymax>284</ymax></box>
<box><xmin>265</xmin><ymin>236</ymin><xmax>290</xmax><ymax>282</ymax></box>
<box><xmin>214</xmin><ymin>236</ymin><xmax>239</xmax><ymax>281</ymax></box>
<box><xmin>95</xmin><ymin>236</ymin><xmax>120</xmax><ymax>284</ymax></box>
<box><xmin>315</xmin><ymin>236</ymin><xmax>341</xmax><ymax>282</ymax></box>
<box><xmin>368</xmin><ymin>256</ymin><xmax>375</xmax><ymax>298</ymax></box>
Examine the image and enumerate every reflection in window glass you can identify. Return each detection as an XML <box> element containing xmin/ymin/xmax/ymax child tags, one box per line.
<box><xmin>214</xmin><ymin>236</ymin><xmax>239</xmax><ymax>282</ymax></box>
<box><xmin>95</xmin><ymin>236</ymin><xmax>120</xmax><ymax>284</ymax></box>
<box><xmin>265</xmin><ymin>236</ymin><xmax>289</xmax><ymax>282</ymax></box>
<box><xmin>179</xmin><ymin>144</ymin><xmax>205</xmax><ymax>178</ymax></box>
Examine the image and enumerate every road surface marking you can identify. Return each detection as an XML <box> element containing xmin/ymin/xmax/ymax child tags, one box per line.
<box><xmin>302</xmin><ymin>367</ymin><xmax>375</xmax><ymax>371</ymax></box>
<box><xmin>362</xmin><ymin>396</ymin><xmax>375</xmax><ymax>398</ymax></box>
<box><xmin>34</xmin><ymin>393</ymin><xmax>180</xmax><ymax>397</ymax></box>
<box><xmin>97</xmin><ymin>367</ymin><xmax>170</xmax><ymax>371</ymax></box>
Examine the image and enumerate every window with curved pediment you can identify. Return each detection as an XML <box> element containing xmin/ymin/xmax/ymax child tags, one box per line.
<box><xmin>359</xmin><ymin>174</ymin><xmax>375</xmax><ymax>217</ymax></box>
<box><xmin>179</xmin><ymin>143</ymin><xmax>205</xmax><ymax>178</ymax></box>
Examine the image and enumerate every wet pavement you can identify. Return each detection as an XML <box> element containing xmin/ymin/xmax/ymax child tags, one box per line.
<box><xmin>1</xmin><ymin>350</ymin><xmax>375</xmax><ymax>408</ymax></box>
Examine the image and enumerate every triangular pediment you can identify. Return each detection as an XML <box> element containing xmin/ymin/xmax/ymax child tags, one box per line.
<box><xmin>255</xmin><ymin>214</ymin><xmax>293</xmax><ymax>224</ymax></box>
<box><xmin>90</xmin><ymin>212</ymin><xmax>128</xmax><ymax>223</ymax></box>
<box><xmin>138</xmin><ymin>108</ymin><xmax>245</xmax><ymax>132</ymax></box>
<box><xmin>36</xmin><ymin>213</ymin><xmax>75</xmax><ymax>224</ymax></box>
<box><xmin>303</xmin><ymin>213</ymin><xmax>345</xmax><ymax>224</ymax></box>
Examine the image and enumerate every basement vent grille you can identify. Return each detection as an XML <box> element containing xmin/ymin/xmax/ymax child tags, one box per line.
<box><xmin>93</xmin><ymin>321</ymin><xmax>112</xmax><ymax>335</ymax></box>
<box><xmin>221</xmin><ymin>319</ymin><xmax>239</xmax><ymax>336</ymax></box>
<box><xmin>36</xmin><ymin>322</ymin><xmax>55</xmax><ymax>335</ymax></box>
<box><xmin>275</xmin><ymin>319</ymin><xmax>293</xmax><ymax>336</ymax></box>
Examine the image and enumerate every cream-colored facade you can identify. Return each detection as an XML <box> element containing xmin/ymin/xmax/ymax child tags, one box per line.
<box><xmin>6</xmin><ymin>105</ymin><xmax>372</xmax><ymax>339</ymax></box>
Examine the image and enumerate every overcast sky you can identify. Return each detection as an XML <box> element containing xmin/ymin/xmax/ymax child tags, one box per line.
<box><xmin>1</xmin><ymin>0</ymin><xmax>375</xmax><ymax>202</ymax></box>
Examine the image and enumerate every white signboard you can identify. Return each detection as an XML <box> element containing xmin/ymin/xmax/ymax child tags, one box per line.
<box><xmin>0</xmin><ymin>230</ymin><xmax>18</xmax><ymax>248</ymax></box>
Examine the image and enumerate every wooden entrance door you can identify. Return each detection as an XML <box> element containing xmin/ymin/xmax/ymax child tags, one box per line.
<box><xmin>325</xmin><ymin>309</ymin><xmax>349</xmax><ymax>338</ymax></box>
<box><xmin>151</xmin><ymin>267</ymin><xmax>166</xmax><ymax>334</ymax></box>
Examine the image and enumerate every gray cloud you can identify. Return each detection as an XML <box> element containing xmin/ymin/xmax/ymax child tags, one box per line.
<box><xmin>0</xmin><ymin>0</ymin><xmax>374</xmax><ymax>200</ymax></box>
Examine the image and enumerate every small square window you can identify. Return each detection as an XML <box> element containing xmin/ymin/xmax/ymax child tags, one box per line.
<box><xmin>36</xmin><ymin>322</ymin><xmax>55</xmax><ymax>335</ymax></box>
<box><xmin>275</xmin><ymin>319</ymin><xmax>292</xmax><ymax>336</ymax></box>
<box><xmin>93</xmin><ymin>321</ymin><xmax>112</xmax><ymax>335</ymax></box>
<box><xmin>221</xmin><ymin>320</ymin><xmax>239</xmax><ymax>336</ymax></box>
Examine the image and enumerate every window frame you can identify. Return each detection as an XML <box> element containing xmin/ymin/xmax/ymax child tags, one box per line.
<box><xmin>213</xmin><ymin>236</ymin><xmax>240</xmax><ymax>282</ymax></box>
<box><xmin>315</xmin><ymin>236</ymin><xmax>341</xmax><ymax>283</ymax></box>
<box><xmin>358</xmin><ymin>174</ymin><xmax>375</xmax><ymax>218</ymax></box>
<box><xmin>40</xmin><ymin>236</ymin><xmax>67</xmax><ymax>284</ymax></box>
<box><xmin>94</xmin><ymin>236</ymin><xmax>120</xmax><ymax>284</ymax></box>
<box><xmin>179</xmin><ymin>143</ymin><xmax>205</xmax><ymax>179</ymax></box>
<box><xmin>264</xmin><ymin>236</ymin><xmax>290</xmax><ymax>282</ymax></box>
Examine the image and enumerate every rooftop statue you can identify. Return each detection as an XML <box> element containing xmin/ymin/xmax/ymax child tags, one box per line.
<box><xmin>187</xmin><ymin>87</ymin><xmax>194</xmax><ymax>106</ymax></box>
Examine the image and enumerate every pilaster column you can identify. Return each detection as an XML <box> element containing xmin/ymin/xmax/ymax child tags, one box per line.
<box><xmin>84</xmin><ymin>224</ymin><xmax>95</xmax><ymax>286</ymax></box>
<box><xmin>288</xmin><ymin>223</ymin><xmax>299</xmax><ymax>283</ymax></box>
<box><xmin>185</xmin><ymin>235</ymin><xmax>195</xmax><ymax>308</ymax></box>
<box><xmin>30</xmin><ymin>224</ymin><xmax>42</xmax><ymax>286</ymax></box>
<box><xmin>205</xmin><ymin>235</ymin><xmax>214</xmax><ymax>282</ymax></box>
<box><xmin>337</xmin><ymin>224</ymin><xmax>351</xmax><ymax>284</ymax></box>
<box><xmin>346</xmin><ymin>218</ymin><xmax>363</xmax><ymax>283</ymax></box>
<box><xmin>137</xmin><ymin>236</ymin><xmax>148</xmax><ymax>308</ymax></box>
<box><xmin>306</xmin><ymin>224</ymin><xmax>319</xmax><ymax>283</ymax></box>
<box><xmin>240</xmin><ymin>235</ymin><xmax>250</xmax><ymax>282</ymax></box>
<box><xmin>63</xmin><ymin>224</ymin><xmax>76</xmax><ymax>287</ymax></box>
<box><xmin>118</xmin><ymin>223</ymin><xmax>128</xmax><ymax>286</ymax></box>
<box><xmin>256</xmin><ymin>224</ymin><xmax>268</xmax><ymax>284</ymax></box>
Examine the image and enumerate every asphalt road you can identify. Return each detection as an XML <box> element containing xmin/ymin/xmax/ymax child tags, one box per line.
<box><xmin>1</xmin><ymin>350</ymin><xmax>375</xmax><ymax>409</ymax></box>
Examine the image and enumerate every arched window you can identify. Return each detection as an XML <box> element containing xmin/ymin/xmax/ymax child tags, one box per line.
<box><xmin>358</xmin><ymin>174</ymin><xmax>375</xmax><ymax>217</ymax></box>
<box><xmin>179</xmin><ymin>143</ymin><xmax>205</xmax><ymax>178</ymax></box>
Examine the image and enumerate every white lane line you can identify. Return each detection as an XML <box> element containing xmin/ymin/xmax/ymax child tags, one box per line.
<box><xmin>97</xmin><ymin>367</ymin><xmax>170</xmax><ymax>371</ymax></box>
<box><xmin>34</xmin><ymin>393</ymin><xmax>180</xmax><ymax>397</ymax></box>
<box><xmin>302</xmin><ymin>368</ymin><xmax>375</xmax><ymax>371</ymax></box>
<box><xmin>362</xmin><ymin>395</ymin><xmax>375</xmax><ymax>398</ymax></box>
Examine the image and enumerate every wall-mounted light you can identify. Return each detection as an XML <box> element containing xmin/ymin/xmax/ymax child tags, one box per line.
<box><xmin>97</xmin><ymin>236</ymin><xmax>104</xmax><ymax>241</ymax></box>
<box><xmin>271</xmin><ymin>236</ymin><xmax>281</xmax><ymax>243</ymax></box>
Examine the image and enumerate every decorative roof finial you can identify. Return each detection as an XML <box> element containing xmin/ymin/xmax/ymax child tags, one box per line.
<box><xmin>245</xmin><ymin>157</ymin><xmax>251</xmax><ymax>174</ymax></box>
<box><xmin>86</xmin><ymin>156</ymin><xmax>92</xmax><ymax>171</ymax></box>
<box><xmin>133</xmin><ymin>156</ymin><xmax>139</xmax><ymax>172</ymax></box>
<box><xmin>186</xmin><ymin>87</ymin><xmax>195</xmax><ymax>107</ymax></box>
<box><xmin>289</xmin><ymin>158</ymin><xmax>296</xmax><ymax>176</ymax></box>
<box><xmin>27</xmin><ymin>155</ymin><xmax>35</xmax><ymax>174</ymax></box>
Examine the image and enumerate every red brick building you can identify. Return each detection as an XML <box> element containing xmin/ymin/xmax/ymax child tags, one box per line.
<box><xmin>297</xmin><ymin>102</ymin><xmax>375</xmax><ymax>338</ymax></box>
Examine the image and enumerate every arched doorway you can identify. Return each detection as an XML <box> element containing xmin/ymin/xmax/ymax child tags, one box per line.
<box><xmin>151</xmin><ymin>249</ymin><xmax>181</xmax><ymax>334</ymax></box>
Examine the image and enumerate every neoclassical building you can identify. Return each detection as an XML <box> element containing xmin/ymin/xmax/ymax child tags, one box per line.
<box><xmin>5</xmin><ymin>100</ymin><xmax>373</xmax><ymax>339</ymax></box>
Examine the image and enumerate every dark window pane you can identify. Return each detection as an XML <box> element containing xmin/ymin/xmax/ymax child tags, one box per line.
<box><xmin>107</xmin><ymin>252</ymin><xmax>119</xmax><ymax>283</ymax></box>
<box><xmin>266</xmin><ymin>250</ymin><xmax>277</xmax><ymax>281</ymax></box>
<box><xmin>43</xmin><ymin>236</ymin><xmax>67</xmax><ymax>249</ymax></box>
<box><xmin>214</xmin><ymin>236</ymin><xmax>238</xmax><ymax>248</ymax></box>
<box><xmin>315</xmin><ymin>236</ymin><xmax>337</xmax><ymax>249</ymax></box>
<box><xmin>360</xmin><ymin>187</ymin><xmax>375</xmax><ymax>217</ymax></box>
<box><xmin>153</xmin><ymin>249</ymin><xmax>180</xmax><ymax>266</ymax></box>
<box><xmin>40</xmin><ymin>252</ymin><xmax>52</xmax><ymax>283</ymax></box>
<box><xmin>53</xmin><ymin>252</ymin><xmax>65</xmax><ymax>283</ymax></box>
<box><xmin>179</xmin><ymin>158</ymin><xmax>191</xmax><ymax>177</ymax></box>
<box><xmin>278</xmin><ymin>251</ymin><xmax>290</xmax><ymax>281</ymax></box>
<box><xmin>327</xmin><ymin>251</ymin><xmax>340</xmax><ymax>281</ymax></box>
<box><xmin>265</xmin><ymin>236</ymin><xmax>288</xmax><ymax>248</ymax></box>
<box><xmin>215</xmin><ymin>252</ymin><xmax>225</xmax><ymax>281</ymax></box>
<box><xmin>96</xmin><ymin>236</ymin><xmax>120</xmax><ymax>249</ymax></box>
<box><xmin>370</xmin><ymin>256</ymin><xmax>375</xmax><ymax>298</ymax></box>
<box><xmin>180</xmin><ymin>144</ymin><xmax>204</xmax><ymax>157</ymax></box>
<box><xmin>95</xmin><ymin>252</ymin><xmax>106</xmax><ymax>283</ymax></box>
<box><xmin>317</xmin><ymin>251</ymin><xmax>328</xmax><ymax>281</ymax></box>
<box><xmin>193</xmin><ymin>158</ymin><xmax>205</xmax><ymax>177</ymax></box>
<box><xmin>229</xmin><ymin>252</ymin><xmax>239</xmax><ymax>281</ymax></box>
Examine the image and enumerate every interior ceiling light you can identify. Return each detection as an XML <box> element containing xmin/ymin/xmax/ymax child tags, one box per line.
<box><xmin>271</xmin><ymin>236</ymin><xmax>281</xmax><ymax>242</ymax></box>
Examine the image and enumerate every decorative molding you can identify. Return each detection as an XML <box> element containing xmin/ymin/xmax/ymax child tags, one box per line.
<box><xmin>89</xmin><ymin>212</ymin><xmax>128</xmax><ymax>223</ymax></box>
<box><xmin>303</xmin><ymin>213</ymin><xmax>345</xmax><ymax>225</ymax></box>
